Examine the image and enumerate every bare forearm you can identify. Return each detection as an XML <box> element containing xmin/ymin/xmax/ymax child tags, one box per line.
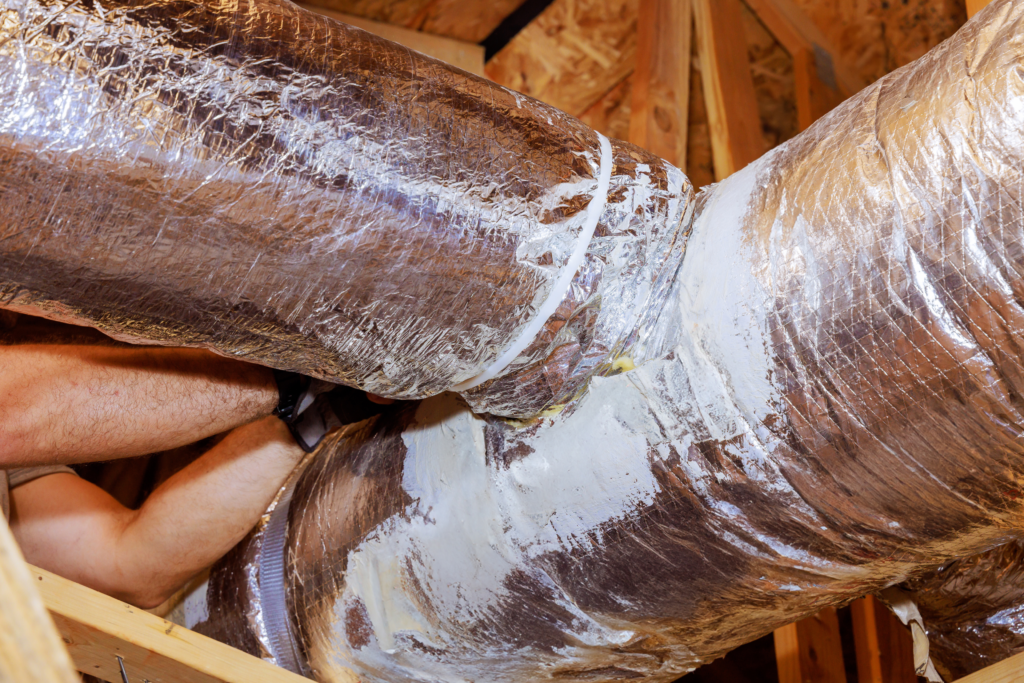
<box><xmin>0</xmin><ymin>345</ymin><xmax>277</xmax><ymax>466</ymax></box>
<box><xmin>112</xmin><ymin>417</ymin><xmax>304</xmax><ymax>605</ymax></box>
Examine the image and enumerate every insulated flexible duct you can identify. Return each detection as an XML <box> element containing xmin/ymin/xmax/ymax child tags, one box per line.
<box><xmin>0</xmin><ymin>0</ymin><xmax>690</xmax><ymax>415</ymax></box>
<box><xmin>4</xmin><ymin>0</ymin><xmax>1024</xmax><ymax>678</ymax></box>
<box><xmin>190</xmin><ymin>2</ymin><xmax>1024</xmax><ymax>681</ymax></box>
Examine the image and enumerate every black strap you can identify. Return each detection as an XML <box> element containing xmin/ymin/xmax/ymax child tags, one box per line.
<box><xmin>272</xmin><ymin>369</ymin><xmax>308</xmax><ymax>423</ymax></box>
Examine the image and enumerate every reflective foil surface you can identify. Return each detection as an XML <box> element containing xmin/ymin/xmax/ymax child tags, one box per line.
<box><xmin>199</xmin><ymin>2</ymin><xmax>1024</xmax><ymax>681</ymax></box>
<box><xmin>0</xmin><ymin>0</ymin><xmax>690</xmax><ymax>411</ymax></box>
<box><xmin>902</xmin><ymin>541</ymin><xmax>1024</xmax><ymax>681</ymax></box>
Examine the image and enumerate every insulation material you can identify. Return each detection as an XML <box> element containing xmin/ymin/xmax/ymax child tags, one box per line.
<box><xmin>900</xmin><ymin>541</ymin><xmax>1024</xmax><ymax>681</ymax></box>
<box><xmin>192</xmin><ymin>2</ymin><xmax>1024</xmax><ymax>681</ymax></box>
<box><xmin>2</xmin><ymin>0</ymin><xmax>1024</xmax><ymax>678</ymax></box>
<box><xmin>0</xmin><ymin>0</ymin><xmax>690</xmax><ymax>415</ymax></box>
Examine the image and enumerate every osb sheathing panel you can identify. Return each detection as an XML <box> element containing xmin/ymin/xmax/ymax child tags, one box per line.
<box><xmin>301</xmin><ymin>0</ymin><xmax>526</xmax><ymax>41</ymax></box>
<box><xmin>484</xmin><ymin>0</ymin><xmax>639</xmax><ymax>117</ymax></box>
<box><xmin>742</xmin><ymin>3</ymin><xmax>797</xmax><ymax>151</ymax></box>
<box><xmin>492</xmin><ymin>0</ymin><xmax>965</xmax><ymax>190</ymax></box>
<box><xmin>792</xmin><ymin>0</ymin><xmax>967</xmax><ymax>84</ymax></box>
<box><xmin>575</xmin><ymin>9</ymin><xmax>776</xmax><ymax>191</ymax></box>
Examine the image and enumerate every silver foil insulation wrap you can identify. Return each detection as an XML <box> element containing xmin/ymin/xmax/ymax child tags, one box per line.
<box><xmin>196</xmin><ymin>2</ymin><xmax>1024</xmax><ymax>681</ymax></box>
<box><xmin>900</xmin><ymin>541</ymin><xmax>1024</xmax><ymax>681</ymax></box>
<box><xmin>0</xmin><ymin>0</ymin><xmax>691</xmax><ymax>414</ymax></box>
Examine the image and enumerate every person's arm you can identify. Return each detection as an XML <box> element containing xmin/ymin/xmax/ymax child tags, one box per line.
<box><xmin>0</xmin><ymin>344</ymin><xmax>278</xmax><ymax>466</ymax></box>
<box><xmin>8</xmin><ymin>416</ymin><xmax>304</xmax><ymax>608</ymax></box>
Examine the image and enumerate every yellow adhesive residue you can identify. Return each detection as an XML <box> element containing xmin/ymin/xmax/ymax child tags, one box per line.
<box><xmin>611</xmin><ymin>356</ymin><xmax>636</xmax><ymax>373</ymax></box>
<box><xmin>538</xmin><ymin>404</ymin><xmax>567</xmax><ymax>419</ymax></box>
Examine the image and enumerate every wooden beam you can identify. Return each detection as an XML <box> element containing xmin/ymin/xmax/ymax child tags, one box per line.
<box><xmin>30</xmin><ymin>565</ymin><xmax>336</xmax><ymax>683</ymax></box>
<box><xmin>485</xmin><ymin>0</ymin><xmax>638</xmax><ymax>117</ymax></box>
<box><xmin>850</xmin><ymin>595</ymin><xmax>917</xmax><ymax>683</ymax></box>
<box><xmin>0</xmin><ymin>525</ymin><xmax>79</xmax><ymax>683</ymax></box>
<box><xmin>300</xmin><ymin>4</ymin><xmax>485</xmax><ymax>76</ymax></box>
<box><xmin>628</xmin><ymin>0</ymin><xmax>691</xmax><ymax>168</ymax></box>
<box><xmin>792</xmin><ymin>47</ymin><xmax>845</xmax><ymax>131</ymax></box>
<box><xmin>693</xmin><ymin>0</ymin><xmax>765</xmax><ymax>179</ymax></box>
<box><xmin>774</xmin><ymin>607</ymin><xmax>847</xmax><ymax>683</ymax></box>
<box><xmin>743</xmin><ymin>0</ymin><xmax>867</xmax><ymax>98</ymax></box>
<box><xmin>966</xmin><ymin>0</ymin><xmax>995</xmax><ymax>19</ymax></box>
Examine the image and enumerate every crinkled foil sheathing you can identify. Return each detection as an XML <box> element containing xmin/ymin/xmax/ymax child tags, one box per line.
<box><xmin>5</xmin><ymin>0</ymin><xmax>1024</xmax><ymax>680</ymax></box>
<box><xmin>900</xmin><ymin>541</ymin><xmax>1024</xmax><ymax>681</ymax></box>
<box><xmin>0</xmin><ymin>0</ymin><xmax>691</xmax><ymax>415</ymax></box>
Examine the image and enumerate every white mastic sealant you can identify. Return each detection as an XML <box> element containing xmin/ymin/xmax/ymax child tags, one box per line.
<box><xmin>317</xmin><ymin>156</ymin><xmax>859</xmax><ymax>680</ymax></box>
<box><xmin>451</xmin><ymin>133</ymin><xmax>615</xmax><ymax>392</ymax></box>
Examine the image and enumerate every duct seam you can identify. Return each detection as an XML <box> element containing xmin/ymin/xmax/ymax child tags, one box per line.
<box><xmin>451</xmin><ymin>133</ymin><xmax>614</xmax><ymax>392</ymax></box>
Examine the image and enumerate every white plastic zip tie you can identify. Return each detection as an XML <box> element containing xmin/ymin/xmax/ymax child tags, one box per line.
<box><xmin>452</xmin><ymin>132</ymin><xmax>613</xmax><ymax>392</ymax></box>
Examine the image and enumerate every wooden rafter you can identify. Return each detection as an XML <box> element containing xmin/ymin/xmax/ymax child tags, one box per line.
<box><xmin>693</xmin><ymin>0</ymin><xmax>765</xmax><ymax>179</ymax></box>
<box><xmin>32</xmin><ymin>566</ymin><xmax>326</xmax><ymax>683</ymax></box>
<box><xmin>743</xmin><ymin>0</ymin><xmax>869</xmax><ymax>130</ymax></box>
<box><xmin>743</xmin><ymin>0</ymin><xmax>866</xmax><ymax>97</ymax></box>
<box><xmin>628</xmin><ymin>0</ymin><xmax>691</xmax><ymax>168</ymax></box>
<box><xmin>850</xmin><ymin>595</ymin><xmax>917</xmax><ymax>683</ymax></box>
<box><xmin>774</xmin><ymin>607</ymin><xmax>847</xmax><ymax>683</ymax></box>
<box><xmin>966</xmin><ymin>0</ymin><xmax>994</xmax><ymax>18</ymax></box>
<box><xmin>0</xmin><ymin>524</ymin><xmax>78</xmax><ymax>683</ymax></box>
<box><xmin>301</xmin><ymin>4</ymin><xmax>485</xmax><ymax>75</ymax></box>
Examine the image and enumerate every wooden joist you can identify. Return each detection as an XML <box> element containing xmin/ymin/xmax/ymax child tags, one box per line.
<box><xmin>743</xmin><ymin>0</ymin><xmax>866</xmax><ymax>97</ymax></box>
<box><xmin>485</xmin><ymin>0</ymin><xmax>639</xmax><ymax>117</ymax></box>
<box><xmin>693</xmin><ymin>0</ymin><xmax>765</xmax><ymax>179</ymax></box>
<box><xmin>774</xmin><ymin>606</ymin><xmax>847</xmax><ymax>683</ymax></box>
<box><xmin>301</xmin><ymin>4</ymin><xmax>485</xmax><ymax>75</ymax></box>
<box><xmin>850</xmin><ymin>595</ymin><xmax>917</xmax><ymax>683</ymax></box>
<box><xmin>0</xmin><ymin>524</ymin><xmax>78</xmax><ymax>683</ymax></box>
<box><xmin>966</xmin><ymin>0</ymin><xmax>995</xmax><ymax>19</ymax></box>
<box><xmin>743</xmin><ymin>0</ymin><xmax>867</xmax><ymax>131</ymax></box>
<box><xmin>31</xmin><ymin>565</ymin><xmax>333</xmax><ymax>683</ymax></box>
<box><xmin>628</xmin><ymin>0</ymin><xmax>691</xmax><ymax>168</ymax></box>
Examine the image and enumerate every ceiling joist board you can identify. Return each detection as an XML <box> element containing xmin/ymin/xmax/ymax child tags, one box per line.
<box><xmin>485</xmin><ymin>0</ymin><xmax>639</xmax><ymax>117</ymax></box>
<box><xmin>850</xmin><ymin>595</ymin><xmax>918</xmax><ymax>683</ymax></box>
<box><xmin>300</xmin><ymin>3</ymin><xmax>485</xmax><ymax>75</ymax></box>
<box><xmin>628</xmin><ymin>0</ymin><xmax>691</xmax><ymax>169</ymax></box>
<box><xmin>774</xmin><ymin>607</ymin><xmax>847</xmax><ymax>683</ymax></box>
<box><xmin>30</xmin><ymin>566</ymin><xmax>323</xmax><ymax>683</ymax></box>
<box><xmin>693</xmin><ymin>0</ymin><xmax>765</xmax><ymax>180</ymax></box>
<box><xmin>966</xmin><ymin>0</ymin><xmax>994</xmax><ymax>18</ymax></box>
<box><xmin>0</xmin><ymin>523</ymin><xmax>78</xmax><ymax>683</ymax></box>
<box><xmin>744</xmin><ymin>0</ymin><xmax>866</xmax><ymax>97</ymax></box>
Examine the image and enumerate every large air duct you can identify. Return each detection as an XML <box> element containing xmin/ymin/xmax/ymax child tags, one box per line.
<box><xmin>5</xmin><ymin>0</ymin><xmax>1024</xmax><ymax>680</ymax></box>
<box><xmin>185</xmin><ymin>2</ymin><xmax>1024</xmax><ymax>681</ymax></box>
<box><xmin>0</xmin><ymin>0</ymin><xmax>690</xmax><ymax>416</ymax></box>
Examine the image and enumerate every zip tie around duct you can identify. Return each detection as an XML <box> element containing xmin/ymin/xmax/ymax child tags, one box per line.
<box><xmin>258</xmin><ymin>135</ymin><xmax>611</xmax><ymax>669</ymax></box>
<box><xmin>451</xmin><ymin>133</ymin><xmax>614</xmax><ymax>392</ymax></box>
